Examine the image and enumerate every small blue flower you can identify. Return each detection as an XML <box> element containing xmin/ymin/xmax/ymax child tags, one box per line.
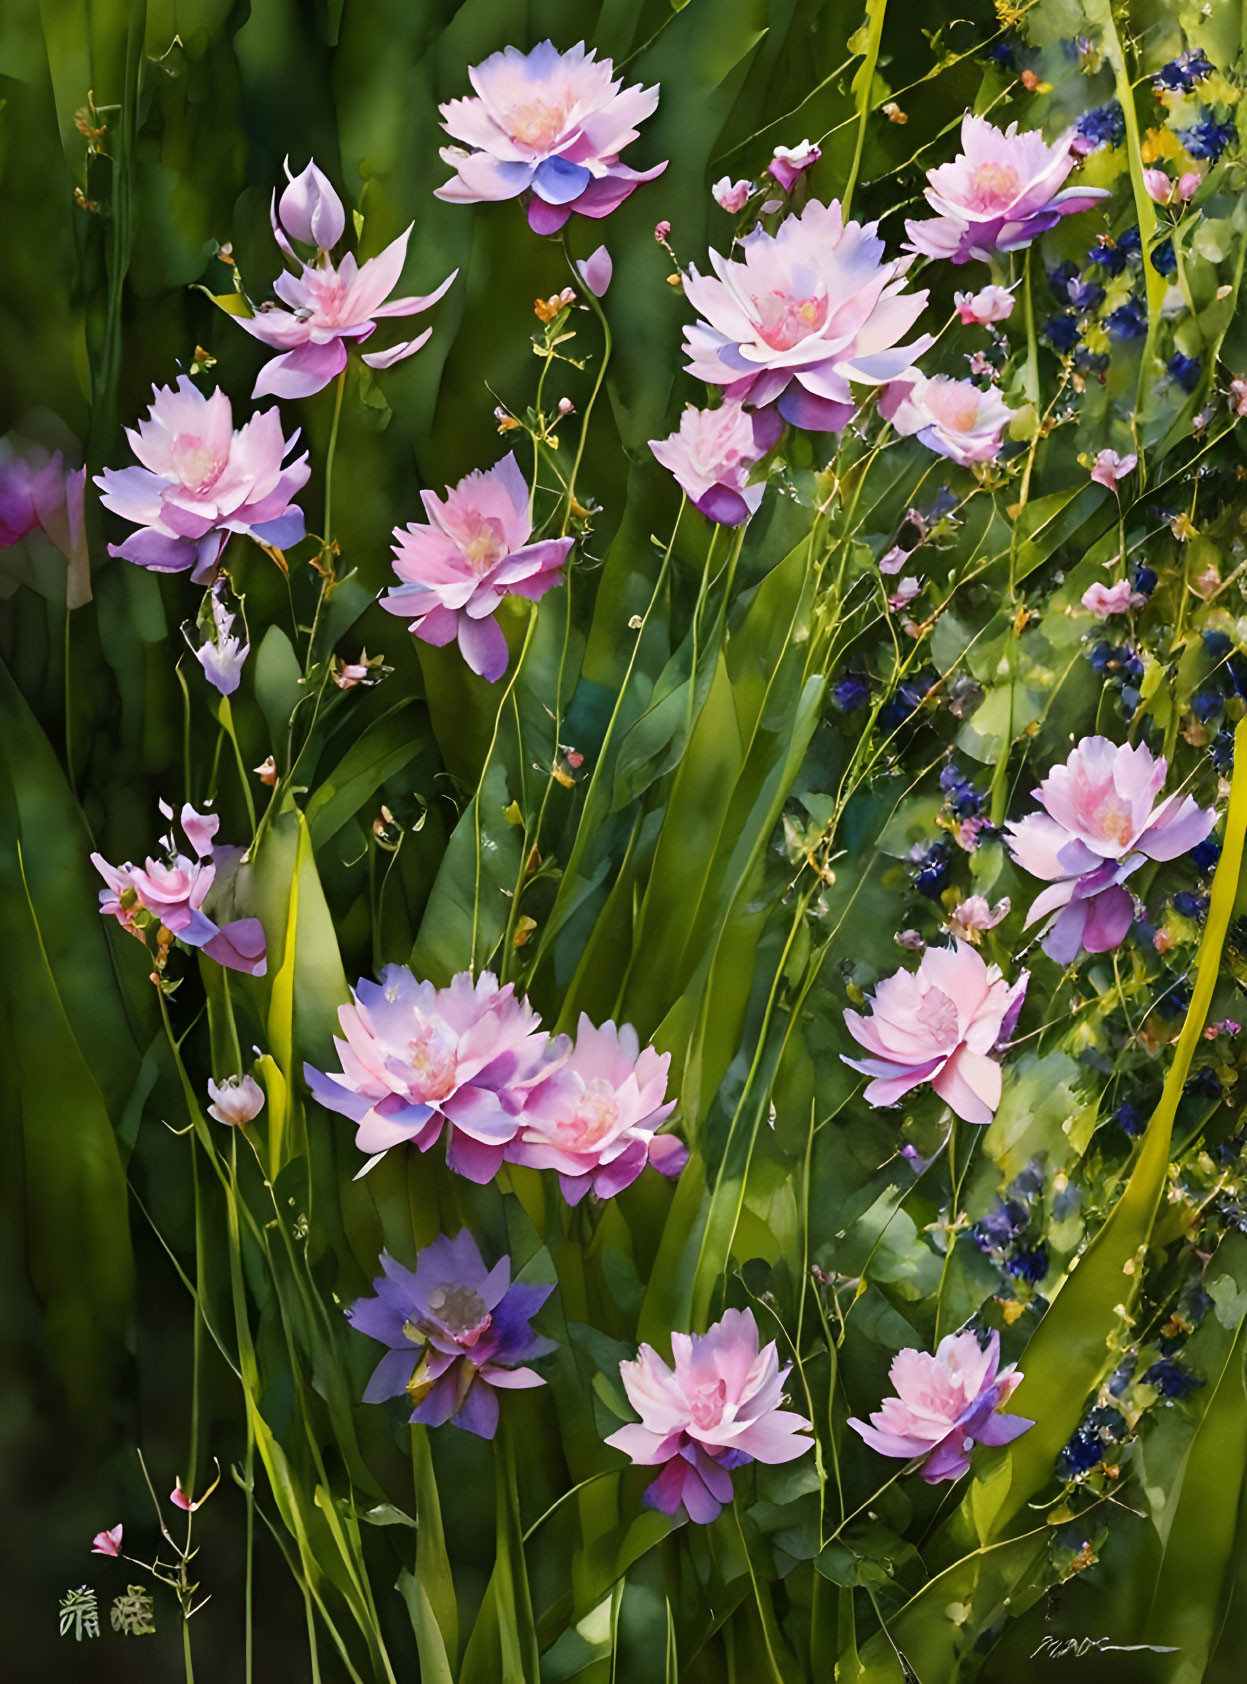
<box><xmin>1157</xmin><ymin>981</ymin><xmax>1192</xmax><ymax>1020</ymax></box>
<box><xmin>1192</xmin><ymin>686</ymin><xmax>1226</xmax><ymax>723</ymax></box>
<box><xmin>880</xmin><ymin>667</ymin><xmax>937</xmax><ymax>732</ymax></box>
<box><xmin>909</xmin><ymin>839</ymin><xmax>952</xmax><ymax>898</ymax></box>
<box><xmin>984</xmin><ymin>41</ymin><xmax>1016</xmax><ymax>69</ymax></box>
<box><xmin>1075</xmin><ymin>101</ymin><xmax>1126</xmax><ymax>152</ymax></box>
<box><xmin>1133</xmin><ymin>564</ymin><xmax>1157</xmax><ymax>597</ymax></box>
<box><xmin>1154</xmin><ymin>50</ymin><xmax>1214</xmax><ymax>93</ymax></box>
<box><xmin>1183</xmin><ymin>1066</ymin><xmax>1220</xmax><ymax>1098</ymax></box>
<box><xmin>1106</xmin><ymin>298</ymin><xmax>1148</xmax><ymax>338</ymax></box>
<box><xmin>1151</xmin><ymin>239</ymin><xmax>1178</xmax><ymax>278</ymax></box>
<box><xmin>1008</xmin><ymin>1159</ymin><xmax>1046</xmax><ymax>1200</ymax></box>
<box><xmin>1073</xmin><ymin>347</ymin><xmax>1109</xmax><ymax>377</ymax></box>
<box><xmin>1108</xmin><ymin>1355</ymin><xmax>1136</xmax><ymax>1396</ymax></box>
<box><xmin>1173</xmin><ymin>891</ymin><xmax>1209</xmax><ymax>921</ymax></box>
<box><xmin>939</xmin><ymin>760</ymin><xmax>984</xmax><ymax>817</ymax></box>
<box><xmin>970</xmin><ymin>1198</ymin><xmax>1029</xmax><ymax>1253</ymax></box>
<box><xmin>833</xmin><ymin>670</ymin><xmax>871</xmax><ymax>711</ymax></box>
<box><xmin>1115</xmin><ymin>1100</ymin><xmax>1146</xmax><ymax>1139</ymax></box>
<box><xmin>1084</xmin><ymin>1404</ymin><xmax>1127</xmax><ymax>1441</ymax></box>
<box><xmin>1005</xmin><ymin>1246</ymin><xmax>1048</xmax><ymax>1285</ymax></box>
<box><xmin>1167</xmin><ymin>351</ymin><xmax>1201</xmax><ymax>391</ymax></box>
<box><xmin>1067</xmin><ymin>276</ymin><xmax>1104</xmax><ymax>312</ymax></box>
<box><xmin>1212</xmin><ymin>728</ymin><xmax>1235</xmax><ymax>774</ymax></box>
<box><xmin>1048</xmin><ymin>260</ymin><xmax>1080</xmax><ymax>301</ymax></box>
<box><xmin>1191</xmin><ymin>836</ymin><xmax>1221</xmax><ymax>874</ymax></box>
<box><xmin>1203</xmin><ymin>630</ymin><xmax>1234</xmax><ymax>658</ymax></box>
<box><xmin>1060</xmin><ymin>1429</ymin><xmax>1104</xmax><ymax>1476</ymax></box>
<box><xmin>1143</xmin><ymin>1357</ymin><xmax>1204</xmax><ymax>1399</ymax></box>
<box><xmin>1178</xmin><ymin>118</ymin><xmax>1237</xmax><ymax>162</ymax></box>
<box><xmin>1043</xmin><ymin>314</ymin><xmax>1081</xmax><ymax>352</ymax></box>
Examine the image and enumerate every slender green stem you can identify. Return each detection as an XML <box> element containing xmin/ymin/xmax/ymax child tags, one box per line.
<box><xmin>559</xmin><ymin>237</ymin><xmax>613</xmax><ymax>535</ymax></box>
<box><xmin>182</xmin><ymin>1615</ymin><xmax>196</xmax><ymax>1684</ymax></box>
<box><xmin>306</xmin><ymin>366</ymin><xmax>347</xmax><ymax>675</ymax></box>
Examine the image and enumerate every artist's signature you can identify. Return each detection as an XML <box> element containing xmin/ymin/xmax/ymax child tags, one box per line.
<box><xmin>1030</xmin><ymin>1635</ymin><xmax>1180</xmax><ymax>1661</ymax></box>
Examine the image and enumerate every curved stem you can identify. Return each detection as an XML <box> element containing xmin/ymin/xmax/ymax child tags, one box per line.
<box><xmin>306</xmin><ymin>366</ymin><xmax>347</xmax><ymax>676</ymax></box>
<box><xmin>559</xmin><ymin>236</ymin><xmax>613</xmax><ymax>536</ymax></box>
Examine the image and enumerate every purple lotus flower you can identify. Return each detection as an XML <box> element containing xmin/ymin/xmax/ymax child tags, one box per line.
<box><xmin>435</xmin><ymin>40</ymin><xmax>667</xmax><ymax>235</ymax></box>
<box><xmin>880</xmin><ymin>374</ymin><xmax>1012</xmax><ymax>466</ymax></box>
<box><xmin>379</xmin><ymin>452</ymin><xmax>572</xmax><ymax>682</ymax></box>
<box><xmin>304</xmin><ymin>965</ymin><xmax>555</xmax><ymax>1183</ymax></box>
<box><xmin>604</xmin><ymin>1309</ymin><xmax>812</xmax><ymax>1524</ymax></box>
<box><xmin>842</xmin><ymin>941</ymin><xmax>1028</xmax><ymax>1126</ymax></box>
<box><xmin>682</xmin><ymin>199</ymin><xmax>933</xmax><ymax>432</ymax></box>
<box><xmin>348</xmin><ymin>1232</ymin><xmax>554</xmax><ymax>1439</ymax></box>
<box><xmin>1005</xmin><ymin>736</ymin><xmax>1216</xmax><ymax>963</ymax></box>
<box><xmin>649</xmin><ymin>400</ymin><xmax>780</xmax><ymax>525</ymax></box>
<box><xmin>194</xmin><ymin>590</ymin><xmax>250</xmax><ymax>696</ymax></box>
<box><xmin>90</xmin><ymin>802</ymin><xmax>267</xmax><ymax>975</ymax></box>
<box><xmin>509</xmin><ymin>1016</ymin><xmax>674</xmax><ymax>1203</ymax></box>
<box><xmin>236</xmin><ymin>158</ymin><xmax>456</xmax><ymax>400</ymax></box>
<box><xmin>849</xmin><ymin>1328</ymin><xmax>1032</xmax><ymax>1482</ymax></box>
<box><xmin>95</xmin><ymin>379</ymin><xmax>309</xmax><ymax>583</ymax></box>
<box><xmin>905</xmin><ymin>114</ymin><xmax>1110</xmax><ymax>265</ymax></box>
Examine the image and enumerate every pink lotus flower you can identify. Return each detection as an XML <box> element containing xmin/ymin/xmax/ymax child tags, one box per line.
<box><xmin>194</xmin><ymin>590</ymin><xmax>249</xmax><ymax>696</ymax></box>
<box><xmin>0</xmin><ymin>436</ymin><xmax>88</xmax><ymax>601</ymax></box>
<box><xmin>380</xmin><ymin>452</ymin><xmax>572</xmax><ymax>682</ymax></box>
<box><xmin>95</xmin><ymin>379</ymin><xmax>309</xmax><ymax>583</ymax></box>
<box><xmin>1081</xmin><ymin>579</ymin><xmax>1140</xmax><ymax>617</ymax></box>
<box><xmin>1005</xmin><ymin>736</ymin><xmax>1217</xmax><ymax>963</ymax></box>
<box><xmin>945</xmin><ymin>894</ymin><xmax>1010</xmax><ymax>943</ymax></box>
<box><xmin>604</xmin><ymin>1308</ymin><xmax>812</xmax><ymax>1524</ymax></box>
<box><xmin>683</xmin><ymin>199</ymin><xmax>934</xmax><ymax>431</ymax></box>
<box><xmin>768</xmin><ymin>139</ymin><xmax>821</xmax><ymax>192</ymax></box>
<box><xmin>842</xmin><ymin>941</ymin><xmax>1028</xmax><ymax>1126</ymax></box>
<box><xmin>880</xmin><ymin>373</ymin><xmax>1012</xmax><ymax>466</ymax></box>
<box><xmin>509</xmin><ymin>1016</ymin><xmax>674</xmax><ymax>1203</ymax></box>
<box><xmin>236</xmin><ymin>159</ymin><xmax>456</xmax><ymax>399</ymax></box>
<box><xmin>1089</xmin><ymin>448</ymin><xmax>1137</xmax><ymax>490</ymax></box>
<box><xmin>91</xmin><ymin>1524</ymin><xmax>123</xmax><ymax>1556</ymax></box>
<box><xmin>906</xmin><ymin>114</ymin><xmax>1110</xmax><ymax>265</ymax></box>
<box><xmin>435</xmin><ymin>41</ymin><xmax>667</xmax><ymax>235</ymax></box>
<box><xmin>207</xmin><ymin>1073</ymin><xmax>266</xmax><ymax>1126</ymax></box>
<box><xmin>649</xmin><ymin>400</ymin><xmax>781</xmax><ymax>525</ymax></box>
<box><xmin>712</xmin><ymin>177</ymin><xmax>753</xmax><ymax>214</ymax></box>
<box><xmin>91</xmin><ymin>803</ymin><xmax>267</xmax><ymax>975</ymax></box>
<box><xmin>954</xmin><ymin>284</ymin><xmax>1015</xmax><ymax>325</ymax></box>
<box><xmin>848</xmin><ymin>1329</ymin><xmax>1032</xmax><ymax>1483</ymax></box>
<box><xmin>304</xmin><ymin>965</ymin><xmax>556</xmax><ymax>1183</ymax></box>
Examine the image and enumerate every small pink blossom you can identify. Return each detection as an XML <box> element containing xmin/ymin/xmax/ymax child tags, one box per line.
<box><xmin>1081</xmin><ymin>579</ymin><xmax>1139</xmax><ymax>617</ymax></box>
<box><xmin>380</xmin><ymin>453</ymin><xmax>572</xmax><ymax>682</ymax></box>
<box><xmin>236</xmin><ymin>159</ymin><xmax>456</xmax><ymax>399</ymax></box>
<box><xmin>577</xmin><ymin>244</ymin><xmax>613</xmax><ymax>296</ymax></box>
<box><xmin>848</xmin><ymin>1329</ymin><xmax>1032</xmax><ymax>1483</ymax></box>
<box><xmin>649</xmin><ymin>400</ymin><xmax>780</xmax><ymax>525</ymax></box>
<box><xmin>880</xmin><ymin>374</ymin><xmax>1012</xmax><ymax>467</ymax></box>
<box><xmin>945</xmin><ymin>894</ymin><xmax>1010</xmax><ymax>943</ymax></box>
<box><xmin>842</xmin><ymin>941</ymin><xmax>1028</xmax><ymax>1126</ymax></box>
<box><xmin>170</xmin><ymin>1476</ymin><xmax>209</xmax><ymax>1512</ymax></box>
<box><xmin>654</xmin><ymin>220</ymin><xmax>672</xmax><ymax>242</ymax></box>
<box><xmin>966</xmin><ymin>350</ymin><xmax>997</xmax><ymax>381</ymax></box>
<box><xmin>604</xmin><ymin>1309</ymin><xmax>812</xmax><ymax>1524</ymax></box>
<box><xmin>91</xmin><ymin>802</ymin><xmax>267</xmax><ymax>975</ymax></box>
<box><xmin>683</xmin><ymin>199</ymin><xmax>933</xmax><ymax>432</ymax></box>
<box><xmin>1178</xmin><ymin>172</ymin><xmax>1201</xmax><ymax>201</ymax></box>
<box><xmin>96</xmin><ymin>379</ymin><xmax>309</xmax><ymax>583</ymax></box>
<box><xmin>1143</xmin><ymin>167</ymin><xmax>1175</xmax><ymax>205</ymax></box>
<box><xmin>887</xmin><ymin>575</ymin><xmax>922</xmax><ymax>612</ymax></box>
<box><xmin>304</xmin><ymin>965</ymin><xmax>556</xmax><ymax>1183</ymax></box>
<box><xmin>91</xmin><ymin>1525</ymin><xmax>123</xmax><ymax>1556</ymax></box>
<box><xmin>207</xmin><ymin>1073</ymin><xmax>266</xmax><ymax>1126</ymax></box>
<box><xmin>767</xmin><ymin>139</ymin><xmax>821</xmax><ymax>192</ymax></box>
<box><xmin>509</xmin><ymin>1016</ymin><xmax>674</xmax><ymax>1203</ymax></box>
<box><xmin>905</xmin><ymin>114</ymin><xmax>1109</xmax><ymax>264</ymax></box>
<box><xmin>436</xmin><ymin>41</ymin><xmax>667</xmax><ymax>235</ymax></box>
<box><xmin>711</xmin><ymin>177</ymin><xmax>752</xmax><ymax>214</ymax></box>
<box><xmin>1089</xmin><ymin>449</ymin><xmax>1137</xmax><ymax>491</ymax></box>
<box><xmin>954</xmin><ymin>284</ymin><xmax>1015</xmax><ymax>325</ymax></box>
<box><xmin>1005</xmin><ymin>736</ymin><xmax>1217</xmax><ymax>963</ymax></box>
